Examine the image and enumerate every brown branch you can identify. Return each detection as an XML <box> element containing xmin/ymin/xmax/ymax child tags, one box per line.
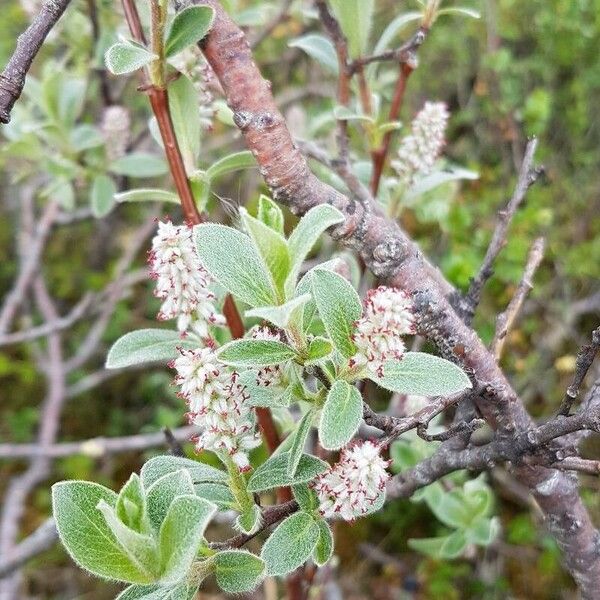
<box><xmin>558</xmin><ymin>327</ymin><xmax>600</xmax><ymax>416</ymax></box>
<box><xmin>370</xmin><ymin>29</ymin><xmax>427</xmax><ymax>196</ymax></box>
<box><xmin>0</xmin><ymin>0</ymin><xmax>72</xmax><ymax>123</ymax></box>
<box><xmin>461</xmin><ymin>138</ymin><xmax>544</xmax><ymax>322</ymax></box>
<box><xmin>176</xmin><ymin>2</ymin><xmax>600</xmax><ymax>593</ymax></box>
<box><xmin>491</xmin><ymin>237</ymin><xmax>545</xmax><ymax>360</ymax></box>
<box><xmin>0</xmin><ymin>426</ymin><xmax>197</xmax><ymax>460</ymax></box>
<box><xmin>552</xmin><ymin>457</ymin><xmax>600</xmax><ymax>476</ymax></box>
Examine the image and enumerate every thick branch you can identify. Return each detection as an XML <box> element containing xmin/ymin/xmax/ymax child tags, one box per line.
<box><xmin>0</xmin><ymin>0</ymin><xmax>72</xmax><ymax>123</ymax></box>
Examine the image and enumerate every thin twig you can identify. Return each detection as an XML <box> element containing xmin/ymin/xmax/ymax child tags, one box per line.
<box><xmin>0</xmin><ymin>0</ymin><xmax>72</xmax><ymax>123</ymax></box>
<box><xmin>558</xmin><ymin>327</ymin><xmax>600</xmax><ymax>416</ymax></box>
<box><xmin>491</xmin><ymin>237</ymin><xmax>545</xmax><ymax>360</ymax></box>
<box><xmin>461</xmin><ymin>138</ymin><xmax>544</xmax><ymax>322</ymax></box>
<box><xmin>417</xmin><ymin>418</ymin><xmax>485</xmax><ymax>442</ymax></box>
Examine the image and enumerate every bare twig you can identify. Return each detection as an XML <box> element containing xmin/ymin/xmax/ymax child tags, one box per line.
<box><xmin>0</xmin><ymin>426</ymin><xmax>196</xmax><ymax>460</ymax></box>
<box><xmin>417</xmin><ymin>418</ymin><xmax>485</xmax><ymax>442</ymax></box>
<box><xmin>0</xmin><ymin>0</ymin><xmax>72</xmax><ymax>123</ymax></box>
<box><xmin>552</xmin><ymin>457</ymin><xmax>600</xmax><ymax>475</ymax></box>
<box><xmin>461</xmin><ymin>138</ymin><xmax>544</xmax><ymax>322</ymax></box>
<box><xmin>162</xmin><ymin>427</ymin><xmax>186</xmax><ymax>457</ymax></box>
<box><xmin>491</xmin><ymin>237</ymin><xmax>545</xmax><ymax>360</ymax></box>
<box><xmin>558</xmin><ymin>327</ymin><xmax>600</xmax><ymax>416</ymax></box>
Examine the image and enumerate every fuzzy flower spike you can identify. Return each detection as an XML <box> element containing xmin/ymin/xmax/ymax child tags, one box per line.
<box><xmin>351</xmin><ymin>286</ymin><xmax>415</xmax><ymax>377</ymax></box>
<box><xmin>312</xmin><ymin>441</ymin><xmax>390</xmax><ymax>521</ymax></box>
<box><xmin>392</xmin><ymin>101</ymin><xmax>449</xmax><ymax>188</ymax></box>
<box><xmin>149</xmin><ymin>220</ymin><xmax>225</xmax><ymax>339</ymax></box>
<box><xmin>171</xmin><ymin>344</ymin><xmax>260</xmax><ymax>470</ymax></box>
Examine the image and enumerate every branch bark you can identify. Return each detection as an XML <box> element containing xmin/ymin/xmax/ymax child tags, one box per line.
<box><xmin>0</xmin><ymin>0</ymin><xmax>72</xmax><ymax>123</ymax></box>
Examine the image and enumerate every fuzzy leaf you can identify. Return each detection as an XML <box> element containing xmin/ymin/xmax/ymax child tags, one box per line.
<box><xmin>467</xmin><ymin>516</ymin><xmax>500</xmax><ymax>546</ymax></box>
<box><xmin>115</xmin><ymin>189</ymin><xmax>180</xmax><ymax>204</ymax></box>
<box><xmin>194</xmin><ymin>224</ymin><xmax>278</xmax><ymax>307</ymax></box>
<box><xmin>238</xmin><ymin>370</ymin><xmax>287</xmax><ymax>408</ymax></box>
<box><xmin>165</xmin><ymin>6</ymin><xmax>215</xmax><ymax>57</ymax></box>
<box><xmin>194</xmin><ymin>483</ymin><xmax>235</xmax><ymax>510</ymax></box>
<box><xmin>305</xmin><ymin>336</ymin><xmax>333</xmax><ymax>364</ymax></box>
<box><xmin>313</xmin><ymin>520</ymin><xmax>334</xmax><ymax>566</ymax></box>
<box><xmin>240</xmin><ymin>207</ymin><xmax>289</xmax><ymax>293</ymax></box>
<box><xmin>90</xmin><ymin>174</ymin><xmax>117</xmax><ymax>218</ymax></box>
<box><xmin>247</xmin><ymin>453</ymin><xmax>328</xmax><ymax>493</ymax></box>
<box><xmin>141</xmin><ymin>456</ymin><xmax>227</xmax><ymax>489</ymax></box>
<box><xmin>405</xmin><ymin>166</ymin><xmax>479</xmax><ymax>201</ymax></box>
<box><xmin>106</xmin><ymin>329</ymin><xmax>198</xmax><ymax>369</ymax></box>
<box><xmin>146</xmin><ymin>470</ymin><xmax>195</xmax><ymax>531</ymax></box>
<box><xmin>110</xmin><ymin>153</ymin><xmax>169</xmax><ymax>178</ymax></box>
<box><xmin>116</xmin><ymin>474</ymin><xmax>146</xmax><ymax>532</ymax></box>
<box><xmin>52</xmin><ymin>481</ymin><xmax>152</xmax><ymax>583</ymax></box>
<box><xmin>116</xmin><ymin>582</ymin><xmax>198</xmax><ymax>600</ymax></box>
<box><xmin>372</xmin><ymin>12</ymin><xmax>422</xmax><ymax>56</ymax></box>
<box><xmin>261</xmin><ymin>512</ymin><xmax>320</xmax><ymax>576</ymax></box>
<box><xmin>245</xmin><ymin>294</ymin><xmax>311</xmax><ymax>329</ymax></box>
<box><xmin>105</xmin><ymin>42</ymin><xmax>157</xmax><ymax>75</ymax></box>
<box><xmin>96</xmin><ymin>501</ymin><xmax>158</xmax><ymax>580</ymax></box>
<box><xmin>289</xmin><ymin>34</ymin><xmax>339</xmax><ymax>75</ymax></box>
<box><xmin>214</xmin><ymin>550</ymin><xmax>265</xmax><ymax>593</ymax></box>
<box><xmin>287</xmin><ymin>411</ymin><xmax>314</xmax><ymax>477</ymax></box>
<box><xmin>257</xmin><ymin>195</ymin><xmax>284</xmax><ymax>234</ymax></box>
<box><xmin>371</xmin><ymin>352</ymin><xmax>472</xmax><ymax>396</ymax></box>
<box><xmin>319</xmin><ymin>380</ymin><xmax>362</xmax><ymax>450</ymax></box>
<box><xmin>158</xmin><ymin>495</ymin><xmax>216</xmax><ymax>584</ymax></box>
<box><xmin>235</xmin><ymin>504</ymin><xmax>262</xmax><ymax>535</ymax></box>
<box><xmin>292</xmin><ymin>484</ymin><xmax>319</xmax><ymax>513</ymax></box>
<box><xmin>311</xmin><ymin>269</ymin><xmax>361</xmax><ymax>358</ymax></box>
<box><xmin>168</xmin><ymin>75</ymin><xmax>201</xmax><ymax>173</ymax></box>
<box><xmin>329</xmin><ymin>0</ymin><xmax>374</xmax><ymax>57</ymax></box>
<box><xmin>285</xmin><ymin>204</ymin><xmax>345</xmax><ymax>294</ymax></box>
<box><xmin>205</xmin><ymin>150</ymin><xmax>256</xmax><ymax>180</ymax></box>
<box><xmin>217</xmin><ymin>339</ymin><xmax>296</xmax><ymax>367</ymax></box>
<box><xmin>409</xmin><ymin>530</ymin><xmax>467</xmax><ymax>559</ymax></box>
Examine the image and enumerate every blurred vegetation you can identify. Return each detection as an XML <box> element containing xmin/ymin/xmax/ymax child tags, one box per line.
<box><xmin>0</xmin><ymin>0</ymin><xmax>598</xmax><ymax>598</ymax></box>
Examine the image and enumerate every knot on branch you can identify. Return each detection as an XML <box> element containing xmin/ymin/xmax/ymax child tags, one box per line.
<box><xmin>232</xmin><ymin>110</ymin><xmax>280</xmax><ymax>131</ymax></box>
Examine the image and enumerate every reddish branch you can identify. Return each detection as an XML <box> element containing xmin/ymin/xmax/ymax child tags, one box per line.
<box><xmin>176</xmin><ymin>0</ymin><xmax>600</xmax><ymax>594</ymax></box>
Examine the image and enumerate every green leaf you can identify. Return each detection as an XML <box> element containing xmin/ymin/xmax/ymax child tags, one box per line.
<box><xmin>217</xmin><ymin>339</ymin><xmax>296</xmax><ymax>367</ymax></box>
<box><xmin>115</xmin><ymin>189</ymin><xmax>180</xmax><ymax>204</ymax></box>
<box><xmin>168</xmin><ymin>75</ymin><xmax>201</xmax><ymax>173</ymax></box>
<box><xmin>405</xmin><ymin>166</ymin><xmax>479</xmax><ymax>201</ymax></box>
<box><xmin>106</xmin><ymin>329</ymin><xmax>198</xmax><ymax>369</ymax></box>
<box><xmin>205</xmin><ymin>150</ymin><xmax>256</xmax><ymax>180</ymax></box>
<box><xmin>235</xmin><ymin>504</ymin><xmax>262</xmax><ymax>535</ymax></box>
<box><xmin>245</xmin><ymin>294</ymin><xmax>311</xmax><ymax>329</ymax></box>
<box><xmin>90</xmin><ymin>174</ymin><xmax>117</xmax><ymax>218</ymax></box>
<box><xmin>467</xmin><ymin>517</ymin><xmax>500</xmax><ymax>546</ymax></box>
<box><xmin>311</xmin><ymin>269</ymin><xmax>361</xmax><ymax>358</ymax></box>
<box><xmin>289</xmin><ymin>34</ymin><xmax>339</xmax><ymax>75</ymax></box>
<box><xmin>70</xmin><ymin>124</ymin><xmax>103</xmax><ymax>151</ymax></box>
<box><xmin>329</xmin><ymin>0</ymin><xmax>374</xmax><ymax>57</ymax></box>
<box><xmin>165</xmin><ymin>6</ymin><xmax>215</xmax><ymax>57</ymax></box>
<box><xmin>110</xmin><ymin>153</ymin><xmax>168</xmax><ymax>178</ymax></box>
<box><xmin>287</xmin><ymin>411</ymin><xmax>314</xmax><ymax>477</ymax></box>
<box><xmin>194</xmin><ymin>483</ymin><xmax>235</xmax><ymax>510</ymax></box>
<box><xmin>425</xmin><ymin>489</ymin><xmax>472</xmax><ymax>529</ymax></box>
<box><xmin>105</xmin><ymin>42</ymin><xmax>157</xmax><ymax>75</ymax></box>
<box><xmin>146</xmin><ymin>470</ymin><xmax>195</xmax><ymax>531</ymax></box>
<box><xmin>52</xmin><ymin>481</ymin><xmax>152</xmax><ymax>583</ymax></box>
<box><xmin>158</xmin><ymin>495</ymin><xmax>216</xmax><ymax>584</ymax></box>
<box><xmin>372</xmin><ymin>12</ymin><xmax>422</xmax><ymax>56</ymax></box>
<box><xmin>261</xmin><ymin>512</ymin><xmax>320</xmax><ymax>576</ymax></box>
<box><xmin>96</xmin><ymin>501</ymin><xmax>158</xmax><ymax>580</ymax></box>
<box><xmin>116</xmin><ymin>582</ymin><xmax>198</xmax><ymax>600</ymax></box>
<box><xmin>238</xmin><ymin>370</ymin><xmax>287</xmax><ymax>409</ymax></box>
<box><xmin>285</xmin><ymin>205</ymin><xmax>345</xmax><ymax>294</ymax></box>
<box><xmin>319</xmin><ymin>380</ymin><xmax>362</xmax><ymax>450</ymax></box>
<box><xmin>292</xmin><ymin>484</ymin><xmax>319</xmax><ymax>512</ymax></box>
<box><xmin>214</xmin><ymin>550</ymin><xmax>265</xmax><ymax>593</ymax></box>
<box><xmin>141</xmin><ymin>456</ymin><xmax>227</xmax><ymax>489</ymax></box>
<box><xmin>436</xmin><ymin>7</ymin><xmax>481</xmax><ymax>19</ymax></box>
<box><xmin>333</xmin><ymin>105</ymin><xmax>373</xmax><ymax>122</ymax></box>
<box><xmin>257</xmin><ymin>195</ymin><xmax>284</xmax><ymax>234</ymax></box>
<box><xmin>371</xmin><ymin>352</ymin><xmax>472</xmax><ymax>396</ymax></box>
<box><xmin>247</xmin><ymin>453</ymin><xmax>328</xmax><ymax>493</ymax></box>
<box><xmin>194</xmin><ymin>224</ymin><xmax>278</xmax><ymax>307</ymax></box>
<box><xmin>116</xmin><ymin>474</ymin><xmax>146</xmax><ymax>532</ymax></box>
<box><xmin>409</xmin><ymin>531</ymin><xmax>468</xmax><ymax>559</ymax></box>
<box><xmin>305</xmin><ymin>337</ymin><xmax>333</xmax><ymax>364</ymax></box>
<box><xmin>313</xmin><ymin>520</ymin><xmax>334</xmax><ymax>566</ymax></box>
<box><xmin>240</xmin><ymin>207</ymin><xmax>290</xmax><ymax>293</ymax></box>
